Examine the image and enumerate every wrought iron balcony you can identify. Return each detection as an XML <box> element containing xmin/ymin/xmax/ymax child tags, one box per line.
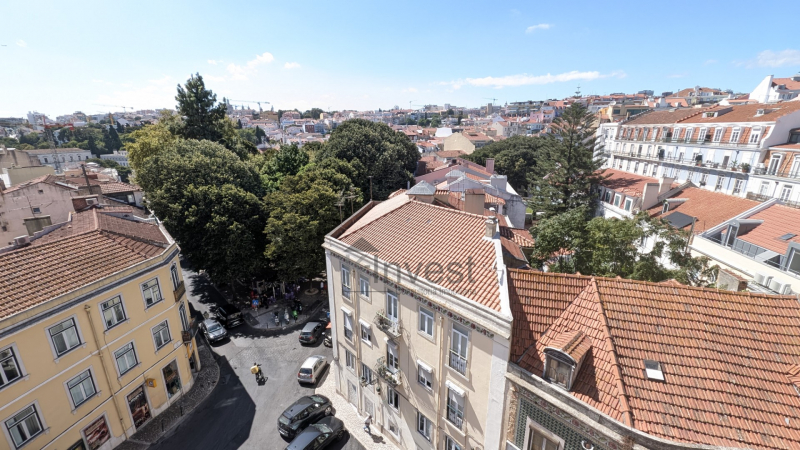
<box><xmin>374</xmin><ymin>310</ymin><xmax>402</xmax><ymax>339</ymax></box>
<box><xmin>752</xmin><ymin>167</ymin><xmax>800</xmax><ymax>180</ymax></box>
<box><xmin>447</xmin><ymin>404</ymin><xmax>464</xmax><ymax>429</ymax></box>
<box><xmin>173</xmin><ymin>281</ymin><xmax>186</xmax><ymax>302</ymax></box>
<box><xmin>375</xmin><ymin>357</ymin><xmax>401</xmax><ymax>386</ymax></box>
<box><xmin>449</xmin><ymin>350</ymin><xmax>467</xmax><ymax>376</ymax></box>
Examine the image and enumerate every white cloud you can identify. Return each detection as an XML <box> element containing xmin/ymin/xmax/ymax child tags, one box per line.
<box><xmin>402</xmin><ymin>87</ymin><xmax>418</xmax><ymax>93</ymax></box>
<box><xmin>283</xmin><ymin>62</ymin><xmax>301</xmax><ymax>69</ymax></box>
<box><xmin>15</xmin><ymin>39</ymin><xmax>26</xmax><ymax>48</ymax></box>
<box><xmin>704</xmin><ymin>59</ymin><xmax>718</xmax><ymax>65</ymax></box>
<box><xmin>525</xmin><ymin>24</ymin><xmax>552</xmax><ymax>33</ymax></box>
<box><xmin>750</xmin><ymin>49</ymin><xmax>800</xmax><ymax>68</ymax></box>
<box><xmin>226</xmin><ymin>52</ymin><xmax>275</xmax><ymax>80</ymax></box>
<box><xmin>443</xmin><ymin>70</ymin><xmax>625</xmax><ymax>89</ymax></box>
<box><xmin>148</xmin><ymin>75</ymin><xmax>172</xmax><ymax>85</ymax></box>
<box><xmin>207</xmin><ymin>59</ymin><xmax>223</xmax><ymax>65</ymax></box>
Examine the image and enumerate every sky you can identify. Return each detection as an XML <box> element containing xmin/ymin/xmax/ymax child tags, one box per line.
<box><xmin>1</xmin><ymin>0</ymin><xmax>799</xmax><ymax>118</ymax></box>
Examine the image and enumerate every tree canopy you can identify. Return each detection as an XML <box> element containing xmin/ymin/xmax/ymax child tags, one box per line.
<box><xmin>465</xmin><ymin>135</ymin><xmax>542</xmax><ymax>196</ymax></box>
<box><xmin>174</xmin><ymin>73</ymin><xmax>227</xmax><ymax>142</ymax></box>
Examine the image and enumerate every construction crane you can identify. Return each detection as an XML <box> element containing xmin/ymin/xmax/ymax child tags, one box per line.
<box><xmin>228</xmin><ymin>99</ymin><xmax>270</xmax><ymax>112</ymax></box>
<box><xmin>484</xmin><ymin>97</ymin><xmax>498</xmax><ymax>105</ymax></box>
<box><xmin>94</xmin><ymin>104</ymin><xmax>132</xmax><ymax>113</ymax></box>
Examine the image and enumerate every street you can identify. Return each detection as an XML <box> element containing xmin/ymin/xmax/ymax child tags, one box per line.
<box><xmin>149</xmin><ymin>264</ymin><xmax>365</xmax><ymax>450</ymax></box>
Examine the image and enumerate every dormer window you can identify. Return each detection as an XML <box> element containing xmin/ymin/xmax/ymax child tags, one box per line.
<box><xmin>644</xmin><ymin>359</ymin><xmax>665</xmax><ymax>381</ymax></box>
<box><xmin>545</xmin><ymin>356</ymin><xmax>573</xmax><ymax>389</ymax></box>
<box><xmin>756</xmin><ymin>109</ymin><xmax>765</xmax><ymax>117</ymax></box>
<box><xmin>543</xmin><ymin>330</ymin><xmax>590</xmax><ymax>391</ymax></box>
<box><xmin>662</xmin><ymin>201</ymin><xmax>669</xmax><ymax>214</ymax></box>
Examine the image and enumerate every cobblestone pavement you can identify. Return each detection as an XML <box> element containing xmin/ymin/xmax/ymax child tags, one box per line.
<box><xmin>316</xmin><ymin>373</ymin><xmax>400</xmax><ymax>450</ymax></box>
<box><xmin>114</xmin><ymin>339</ymin><xmax>220</xmax><ymax>450</ymax></box>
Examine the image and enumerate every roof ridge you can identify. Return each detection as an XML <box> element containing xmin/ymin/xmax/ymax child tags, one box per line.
<box><xmin>411</xmin><ymin>198</ymin><xmax>492</xmax><ymax>221</ymax></box>
<box><xmin>589</xmin><ymin>278</ymin><xmax>634</xmax><ymax>428</ymax></box>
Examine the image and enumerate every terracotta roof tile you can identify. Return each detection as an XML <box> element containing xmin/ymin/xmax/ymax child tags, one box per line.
<box><xmin>736</xmin><ymin>204</ymin><xmax>800</xmax><ymax>254</ymax></box>
<box><xmin>500</xmin><ymin>227</ymin><xmax>534</xmax><ymax>248</ymax></box>
<box><xmin>647</xmin><ymin>186</ymin><xmax>760</xmax><ymax>233</ymax></box>
<box><xmin>682</xmin><ymin>102</ymin><xmax>800</xmax><ymax>124</ymax></box>
<box><xmin>600</xmin><ymin>169</ymin><xmax>658</xmax><ymax>198</ymax></box>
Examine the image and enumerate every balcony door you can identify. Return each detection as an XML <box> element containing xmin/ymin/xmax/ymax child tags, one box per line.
<box><xmin>768</xmin><ymin>154</ymin><xmax>782</xmax><ymax>175</ymax></box>
<box><xmin>790</xmin><ymin>156</ymin><xmax>800</xmax><ymax>177</ymax></box>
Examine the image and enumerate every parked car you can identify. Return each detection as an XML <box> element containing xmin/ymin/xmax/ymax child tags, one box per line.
<box><xmin>278</xmin><ymin>395</ymin><xmax>333</xmax><ymax>439</ymax></box>
<box><xmin>200</xmin><ymin>319</ymin><xmax>227</xmax><ymax>343</ymax></box>
<box><xmin>284</xmin><ymin>416</ymin><xmax>345</xmax><ymax>450</ymax></box>
<box><xmin>297</xmin><ymin>355</ymin><xmax>328</xmax><ymax>384</ymax></box>
<box><xmin>298</xmin><ymin>322</ymin><xmax>324</xmax><ymax>344</ymax></box>
<box><xmin>213</xmin><ymin>304</ymin><xmax>243</xmax><ymax>328</ymax></box>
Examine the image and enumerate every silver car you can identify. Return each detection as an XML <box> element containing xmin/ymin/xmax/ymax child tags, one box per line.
<box><xmin>201</xmin><ymin>319</ymin><xmax>227</xmax><ymax>343</ymax></box>
<box><xmin>297</xmin><ymin>355</ymin><xmax>328</xmax><ymax>384</ymax></box>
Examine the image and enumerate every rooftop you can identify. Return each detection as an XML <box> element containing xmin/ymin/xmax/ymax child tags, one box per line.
<box><xmin>600</xmin><ymin>169</ymin><xmax>658</xmax><ymax>198</ymax></box>
<box><xmin>647</xmin><ymin>186</ymin><xmax>760</xmax><ymax>233</ymax></box>
<box><xmin>511</xmin><ymin>270</ymin><xmax>800</xmax><ymax>449</ymax></box>
<box><xmin>736</xmin><ymin>203</ymin><xmax>800</xmax><ymax>254</ymax></box>
<box><xmin>0</xmin><ymin>209</ymin><xmax>169</xmax><ymax>321</ymax></box>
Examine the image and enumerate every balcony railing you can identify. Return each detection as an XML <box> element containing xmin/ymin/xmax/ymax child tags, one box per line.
<box><xmin>610</xmin><ymin>151</ymin><xmax>750</xmax><ymax>172</ymax></box>
<box><xmin>449</xmin><ymin>350</ymin><xmax>467</xmax><ymax>376</ymax></box>
<box><xmin>374</xmin><ymin>310</ymin><xmax>402</xmax><ymax>339</ymax></box>
<box><xmin>375</xmin><ymin>357</ymin><xmax>401</xmax><ymax>386</ymax></box>
<box><xmin>746</xmin><ymin>192</ymin><xmax>800</xmax><ymax>209</ymax></box>
<box><xmin>752</xmin><ymin>167</ymin><xmax>800</xmax><ymax>180</ymax></box>
<box><xmin>173</xmin><ymin>281</ymin><xmax>186</xmax><ymax>302</ymax></box>
<box><xmin>614</xmin><ymin>136</ymin><xmax>762</xmax><ymax>149</ymax></box>
<box><xmin>447</xmin><ymin>404</ymin><xmax>464</xmax><ymax>429</ymax></box>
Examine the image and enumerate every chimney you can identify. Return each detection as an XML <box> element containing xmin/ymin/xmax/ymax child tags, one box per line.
<box><xmin>484</xmin><ymin>218</ymin><xmax>497</xmax><ymax>238</ymax></box>
<box><xmin>464</xmin><ymin>189</ymin><xmax>485</xmax><ymax>215</ymax></box>
<box><xmin>485</xmin><ymin>158</ymin><xmax>495</xmax><ymax>173</ymax></box>
<box><xmin>490</xmin><ymin>174</ymin><xmax>508</xmax><ymax>192</ymax></box>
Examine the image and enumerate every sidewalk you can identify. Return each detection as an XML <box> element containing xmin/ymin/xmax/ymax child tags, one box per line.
<box><xmin>315</xmin><ymin>372</ymin><xmax>399</xmax><ymax>450</ymax></box>
<box><xmin>115</xmin><ymin>340</ymin><xmax>221</xmax><ymax>450</ymax></box>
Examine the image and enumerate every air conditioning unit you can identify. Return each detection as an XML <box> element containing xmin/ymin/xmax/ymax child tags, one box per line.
<box><xmin>769</xmin><ymin>278</ymin><xmax>788</xmax><ymax>294</ymax></box>
<box><xmin>13</xmin><ymin>236</ymin><xmax>30</xmax><ymax>246</ymax></box>
<box><xmin>86</xmin><ymin>198</ymin><xmax>98</xmax><ymax>206</ymax></box>
<box><xmin>753</xmin><ymin>272</ymin><xmax>767</xmax><ymax>285</ymax></box>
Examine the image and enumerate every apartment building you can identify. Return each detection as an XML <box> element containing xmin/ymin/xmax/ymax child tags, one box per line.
<box><xmin>602</xmin><ymin>102</ymin><xmax>800</xmax><ymax>198</ymax></box>
<box><xmin>503</xmin><ymin>269</ymin><xmax>800</xmax><ymax>450</ymax></box>
<box><xmin>747</xmin><ymin>128</ymin><xmax>800</xmax><ymax>203</ymax></box>
<box><xmin>0</xmin><ymin>208</ymin><xmax>197</xmax><ymax>450</ymax></box>
<box><xmin>323</xmin><ymin>192</ymin><xmax>521</xmax><ymax>450</ymax></box>
<box><xmin>21</xmin><ymin>148</ymin><xmax>93</xmax><ymax>170</ymax></box>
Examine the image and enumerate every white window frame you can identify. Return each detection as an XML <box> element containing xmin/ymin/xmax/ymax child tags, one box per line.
<box><xmin>446</xmin><ymin>383</ymin><xmax>465</xmax><ymax>429</ymax></box>
<box><xmin>698</xmin><ymin>128</ymin><xmax>707</xmax><ymax>142</ymax></box>
<box><xmin>3</xmin><ymin>402</ymin><xmax>45</xmax><ymax>450</ymax></box>
<box><xmin>359</xmin><ymin>277</ymin><xmax>370</xmax><ymax>301</ymax></box>
<box><xmin>522</xmin><ymin>417</ymin><xmax>565</xmax><ymax>450</ymax></box>
<box><xmin>345</xmin><ymin>349</ymin><xmax>356</xmax><ymax>371</ymax></box>
<box><xmin>446</xmin><ymin>436</ymin><xmax>463</xmax><ymax>450</ymax></box>
<box><xmin>623</xmin><ymin>198</ymin><xmax>633</xmax><ymax>212</ymax></box>
<box><xmin>730</xmin><ymin>127</ymin><xmax>741</xmax><ymax>143</ymax></box>
<box><xmin>0</xmin><ymin>345</ymin><xmax>25</xmax><ymax>389</ymax></box>
<box><xmin>733</xmin><ymin>179</ymin><xmax>744</xmax><ymax>195</ymax></box>
<box><xmin>713</xmin><ymin>128</ymin><xmax>723</xmax><ymax>142</ymax></box>
<box><xmin>386</xmin><ymin>342</ymin><xmax>399</xmax><ymax>372</ymax></box>
<box><xmin>113</xmin><ymin>341</ymin><xmax>139</xmax><ymax>377</ymax></box>
<box><xmin>672</xmin><ymin>128</ymin><xmax>680</xmax><ymax>142</ymax></box>
<box><xmin>359</xmin><ymin>320</ymin><xmax>372</xmax><ymax>346</ymax></box>
<box><xmin>417</xmin><ymin>360</ymin><xmax>433</xmax><ymax>390</ymax></box>
<box><xmin>64</xmin><ymin>368</ymin><xmax>97</xmax><ymax>410</ymax></box>
<box><xmin>449</xmin><ymin>323</ymin><xmax>469</xmax><ymax>376</ymax></box>
<box><xmin>140</xmin><ymin>278</ymin><xmax>163</xmax><ymax>308</ymax></box>
<box><xmin>749</xmin><ymin>127</ymin><xmax>762</xmax><ymax>144</ymax></box>
<box><xmin>342</xmin><ymin>309</ymin><xmax>354</xmax><ymax>341</ymax></box>
<box><xmin>613</xmin><ymin>194</ymin><xmax>622</xmax><ymax>207</ymax></box>
<box><xmin>46</xmin><ymin>316</ymin><xmax>83</xmax><ymax>358</ymax></box>
<box><xmin>170</xmin><ymin>263</ymin><xmax>181</xmax><ymax>290</ymax></box>
<box><xmin>651</xmin><ymin>165</ymin><xmax>658</xmax><ymax>176</ymax></box>
<box><xmin>417</xmin><ymin>411</ymin><xmax>432</xmax><ymax>441</ymax></box>
<box><xmin>99</xmin><ymin>295</ymin><xmax>127</xmax><ymax>330</ymax></box>
<box><xmin>360</xmin><ymin>363</ymin><xmax>374</xmax><ymax>385</ymax></box>
<box><xmin>386</xmin><ymin>386</ymin><xmax>399</xmax><ymax>410</ymax></box>
<box><xmin>418</xmin><ymin>306</ymin><xmax>434</xmax><ymax>338</ymax></box>
<box><xmin>151</xmin><ymin>320</ymin><xmax>172</xmax><ymax>352</ymax></box>
<box><xmin>684</xmin><ymin>127</ymin><xmax>693</xmax><ymax>142</ymax></box>
<box><xmin>781</xmin><ymin>185</ymin><xmax>793</xmax><ymax>201</ymax></box>
<box><xmin>715</xmin><ymin>176</ymin><xmax>724</xmax><ymax>191</ymax></box>
<box><xmin>386</xmin><ymin>292</ymin><xmax>398</xmax><ymax>322</ymax></box>
<box><xmin>341</xmin><ymin>266</ymin><xmax>351</xmax><ymax>300</ymax></box>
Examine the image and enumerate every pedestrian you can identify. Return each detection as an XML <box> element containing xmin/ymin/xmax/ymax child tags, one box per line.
<box><xmin>363</xmin><ymin>414</ymin><xmax>372</xmax><ymax>434</ymax></box>
<box><xmin>320</xmin><ymin>280</ymin><xmax>324</xmax><ymax>295</ymax></box>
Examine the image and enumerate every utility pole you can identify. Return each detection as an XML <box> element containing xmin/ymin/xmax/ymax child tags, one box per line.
<box><xmin>368</xmin><ymin>176</ymin><xmax>373</xmax><ymax>201</ymax></box>
<box><xmin>81</xmin><ymin>164</ymin><xmax>92</xmax><ymax>194</ymax></box>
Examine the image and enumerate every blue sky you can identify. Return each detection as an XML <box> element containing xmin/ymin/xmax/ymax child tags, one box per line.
<box><xmin>2</xmin><ymin>0</ymin><xmax>799</xmax><ymax>118</ymax></box>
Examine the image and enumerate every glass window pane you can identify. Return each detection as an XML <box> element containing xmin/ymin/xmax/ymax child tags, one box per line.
<box><xmin>2</xmin><ymin>358</ymin><xmax>19</xmax><ymax>383</ymax></box>
<box><xmin>23</xmin><ymin>414</ymin><xmax>40</xmax><ymax>436</ymax></box>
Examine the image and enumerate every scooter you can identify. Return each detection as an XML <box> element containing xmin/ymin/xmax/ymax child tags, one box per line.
<box><xmin>274</xmin><ymin>311</ymin><xmax>281</xmax><ymax>326</ymax></box>
<box><xmin>323</xmin><ymin>334</ymin><xmax>332</xmax><ymax>347</ymax></box>
<box><xmin>292</xmin><ymin>308</ymin><xmax>299</xmax><ymax>321</ymax></box>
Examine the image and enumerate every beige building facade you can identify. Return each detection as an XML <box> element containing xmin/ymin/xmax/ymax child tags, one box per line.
<box><xmin>0</xmin><ymin>208</ymin><xmax>197</xmax><ymax>450</ymax></box>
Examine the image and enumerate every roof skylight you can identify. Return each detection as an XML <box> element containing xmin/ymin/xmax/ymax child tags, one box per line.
<box><xmin>644</xmin><ymin>359</ymin><xmax>665</xmax><ymax>381</ymax></box>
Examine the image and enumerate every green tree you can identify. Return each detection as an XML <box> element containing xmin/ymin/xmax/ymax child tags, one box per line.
<box><xmin>430</xmin><ymin>116</ymin><xmax>442</xmax><ymax>128</ymax></box>
<box><xmin>254</xmin><ymin>126</ymin><xmax>266</xmax><ymax>144</ymax></box>
<box><xmin>261</xmin><ymin>144</ymin><xmax>310</xmax><ymax>191</ymax></box>
<box><xmin>125</xmin><ymin>111</ymin><xmax>180</xmax><ymax>172</ymax></box>
<box><xmin>319</xmin><ymin>119</ymin><xmax>419</xmax><ymax>200</ymax></box>
<box><xmin>527</xmin><ymin>103</ymin><xmax>606</xmax><ymax>219</ymax></box>
<box><xmin>116</xmin><ymin>122</ymin><xmax>125</xmax><ymax>134</ymax></box>
<box><xmin>174</xmin><ymin>73</ymin><xmax>227</xmax><ymax>142</ymax></box>
<box><xmin>87</xmin><ymin>135</ymin><xmax>99</xmax><ymax>154</ymax></box>
<box><xmin>457</xmin><ymin>113</ymin><xmax>463</xmax><ymax>125</ymax></box>
<box><xmin>236</xmin><ymin>119</ymin><xmax>243</xmax><ymax>129</ymax></box>
<box><xmin>302</xmin><ymin>108</ymin><xmax>325</xmax><ymax>119</ymax></box>
<box><xmin>107</xmin><ymin>126</ymin><xmax>123</xmax><ymax>152</ymax></box>
<box><xmin>465</xmin><ymin>135</ymin><xmax>542</xmax><ymax>195</ymax></box>
<box><xmin>447</xmin><ymin>108</ymin><xmax>454</xmax><ymax>116</ymax></box>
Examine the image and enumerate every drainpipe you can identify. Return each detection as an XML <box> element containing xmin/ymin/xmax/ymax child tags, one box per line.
<box><xmin>84</xmin><ymin>305</ymin><xmax>129</xmax><ymax>439</ymax></box>
<box><xmin>436</xmin><ymin>314</ymin><xmax>446</xmax><ymax>449</ymax></box>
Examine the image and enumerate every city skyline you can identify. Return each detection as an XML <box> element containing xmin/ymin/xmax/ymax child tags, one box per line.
<box><xmin>2</xmin><ymin>0</ymin><xmax>799</xmax><ymax>118</ymax></box>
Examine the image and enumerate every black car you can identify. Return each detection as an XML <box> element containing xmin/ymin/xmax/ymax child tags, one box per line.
<box><xmin>213</xmin><ymin>304</ymin><xmax>243</xmax><ymax>328</ymax></box>
<box><xmin>285</xmin><ymin>416</ymin><xmax>345</xmax><ymax>450</ymax></box>
<box><xmin>278</xmin><ymin>395</ymin><xmax>332</xmax><ymax>439</ymax></box>
<box><xmin>298</xmin><ymin>322</ymin><xmax>324</xmax><ymax>344</ymax></box>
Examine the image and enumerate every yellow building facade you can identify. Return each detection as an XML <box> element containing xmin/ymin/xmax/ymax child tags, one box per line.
<box><xmin>0</xmin><ymin>208</ymin><xmax>198</xmax><ymax>450</ymax></box>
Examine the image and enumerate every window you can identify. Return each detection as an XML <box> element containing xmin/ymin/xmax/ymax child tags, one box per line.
<box><xmin>170</xmin><ymin>264</ymin><xmax>180</xmax><ymax>290</ymax></box>
<box><xmin>418</xmin><ymin>361</ymin><xmax>433</xmax><ymax>389</ymax></box>
<box><xmin>633</xmin><ymin>162</ymin><xmax>639</xmax><ymax>173</ymax></box>
<box><xmin>386</xmin><ymin>344</ymin><xmax>399</xmax><ymax>372</ymax></box>
<box><xmin>781</xmin><ymin>185</ymin><xmax>793</xmax><ymax>201</ymax></box>
<box><xmin>698</xmin><ymin>128</ymin><xmax>707</xmax><ymax>142</ymax></box>
<box><xmin>700</xmin><ymin>172</ymin><xmax>709</xmax><ymax>185</ymax></box>
<box><xmin>642</xmin><ymin>129</ymin><xmax>649</xmax><ymax>140</ymax></box>
<box><xmin>617</xmin><ymin>159</ymin><xmax>622</xmax><ymax>169</ymax></box>
<box><xmin>152</xmin><ymin>321</ymin><xmax>171</xmax><ymax>350</ymax></box>
<box><xmin>733</xmin><ymin>179</ymin><xmax>744</xmax><ymax>195</ymax></box>
<box><xmin>715</xmin><ymin>176</ymin><xmax>724</xmax><ymax>191</ymax></box>
<box><xmin>643</xmin><ymin>163</ymin><xmax>648</xmax><ymax>175</ymax></box>
<box><xmin>603</xmin><ymin>190</ymin><xmax>611</xmax><ymax>203</ymax></box>
<box><xmin>4</xmin><ymin>405</ymin><xmax>42</xmax><ymax>449</ymax></box>
<box><xmin>768</xmin><ymin>154</ymin><xmax>782</xmax><ymax>175</ymax></box>
<box><xmin>759</xmin><ymin>181</ymin><xmax>770</xmax><ymax>196</ymax></box>
<box><xmin>672</xmin><ymin>128</ymin><xmax>680</xmax><ymax>141</ymax></box>
<box><xmin>662</xmin><ymin>202</ymin><xmax>669</xmax><ymax>214</ymax></box>
<box><xmin>361</xmin><ymin>363</ymin><xmax>374</xmax><ymax>385</ymax></box>
<box><xmin>449</xmin><ymin>324</ymin><xmax>469</xmax><ymax>376</ymax></box>
<box><xmin>749</xmin><ymin>128</ymin><xmax>761</xmax><ymax>144</ymax></box>
<box><xmin>684</xmin><ymin>127</ymin><xmax>693</xmax><ymax>142</ymax></box>
<box><xmin>386</xmin><ymin>292</ymin><xmax>398</xmax><ymax>322</ymax></box>
<box><xmin>524</xmin><ymin>419</ymin><xmax>563</xmax><ymax>450</ymax></box>
<box><xmin>162</xmin><ymin>360</ymin><xmax>181</xmax><ymax>399</ymax></box>
<box><xmin>546</xmin><ymin>357</ymin><xmax>573</xmax><ymax>389</ymax></box>
<box><xmin>446</xmin><ymin>436</ymin><xmax>463</xmax><ymax>450</ymax></box>
<box><xmin>417</xmin><ymin>411</ymin><xmax>432</xmax><ymax>440</ymax></box>
<box><xmin>67</xmin><ymin>370</ymin><xmax>96</xmax><ymax>408</ymax></box>
<box><xmin>651</xmin><ymin>165</ymin><xmax>658</xmax><ymax>176</ymax></box>
<box><xmin>713</xmin><ymin>128</ymin><xmax>723</xmax><ymax>142</ymax></box>
<box><xmin>359</xmin><ymin>277</ymin><xmax>370</xmax><ymax>300</ymax></box>
<box><xmin>360</xmin><ymin>321</ymin><xmax>371</xmax><ymax>343</ymax></box>
<box><xmin>100</xmin><ymin>296</ymin><xmax>126</xmax><ymax>329</ymax></box>
<box><xmin>730</xmin><ymin>127</ymin><xmax>741</xmax><ymax>143</ymax></box>
<box><xmin>49</xmin><ymin>318</ymin><xmax>81</xmax><ymax>356</ymax></box>
<box><xmin>141</xmin><ymin>278</ymin><xmax>163</xmax><ymax>307</ymax></box>
<box><xmin>623</xmin><ymin>199</ymin><xmax>633</xmax><ymax>212</ymax></box>
<box><xmin>625</xmin><ymin>160</ymin><xmax>631</xmax><ymax>171</ymax></box>
<box><xmin>345</xmin><ymin>350</ymin><xmax>355</xmax><ymax>371</ymax></box>
<box><xmin>387</xmin><ymin>386</ymin><xmax>399</xmax><ymax>410</ymax></box>
<box><xmin>32</xmin><ymin>207</ymin><xmax>41</xmax><ymax>214</ymax></box>
<box><xmin>613</xmin><ymin>194</ymin><xmax>621</xmax><ymax>207</ymax></box>
<box><xmin>341</xmin><ymin>266</ymin><xmax>351</xmax><ymax>299</ymax></box>
<box><xmin>446</xmin><ymin>386</ymin><xmax>465</xmax><ymax>429</ymax></box>
<box><xmin>0</xmin><ymin>347</ymin><xmax>22</xmax><ymax>388</ymax></box>
<box><xmin>418</xmin><ymin>307</ymin><xmax>433</xmax><ymax>337</ymax></box>
<box><xmin>114</xmin><ymin>342</ymin><xmax>138</xmax><ymax>376</ymax></box>
<box><xmin>343</xmin><ymin>312</ymin><xmax>353</xmax><ymax>341</ymax></box>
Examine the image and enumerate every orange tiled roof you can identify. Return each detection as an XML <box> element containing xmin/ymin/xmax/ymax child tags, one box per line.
<box><xmin>485</xmin><ymin>193</ymin><xmax>505</xmax><ymax>205</ymax></box>
<box><xmin>771</xmin><ymin>143</ymin><xmax>800</xmax><ymax>151</ymax></box>
<box><xmin>500</xmin><ymin>227</ymin><xmax>534</xmax><ymax>248</ymax></box>
<box><xmin>681</xmin><ymin>102</ymin><xmax>800</xmax><ymax>124</ymax></box>
<box><xmin>772</xmin><ymin>77</ymin><xmax>800</xmax><ymax>91</ymax></box>
<box><xmin>87</xmin><ymin>179</ymin><xmax>141</xmax><ymax>194</ymax></box>
<box><xmin>623</xmin><ymin>108</ymin><xmax>704</xmax><ymax>126</ymax></box>
<box><xmin>435</xmin><ymin>150</ymin><xmax>466</xmax><ymax>158</ymax></box>
<box><xmin>0</xmin><ymin>209</ymin><xmax>169</xmax><ymax>320</ymax></box>
<box><xmin>736</xmin><ymin>204</ymin><xmax>800</xmax><ymax>254</ymax></box>
<box><xmin>600</xmin><ymin>169</ymin><xmax>658</xmax><ymax>198</ymax></box>
<box><xmin>647</xmin><ymin>186</ymin><xmax>759</xmax><ymax>233</ymax></box>
<box><xmin>338</xmin><ymin>200</ymin><xmax>503</xmax><ymax>311</ymax></box>
<box><xmin>512</xmin><ymin>273</ymin><xmax>800</xmax><ymax>449</ymax></box>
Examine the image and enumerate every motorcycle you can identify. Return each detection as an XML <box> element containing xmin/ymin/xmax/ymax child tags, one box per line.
<box><xmin>291</xmin><ymin>308</ymin><xmax>299</xmax><ymax>321</ymax></box>
<box><xmin>292</xmin><ymin>300</ymin><xmax>304</xmax><ymax>314</ymax></box>
<box><xmin>274</xmin><ymin>311</ymin><xmax>281</xmax><ymax>326</ymax></box>
<box><xmin>251</xmin><ymin>362</ymin><xmax>265</xmax><ymax>383</ymax></box>
<box><xmin>323</xmin><ymin>333</ymin><xmax>332</xmax><ymax>347</ymax></box>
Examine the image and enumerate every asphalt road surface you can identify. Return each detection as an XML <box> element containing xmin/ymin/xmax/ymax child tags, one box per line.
<box><xmin>149</xmin><ymin>264</ymin><xmax>364</xmax><ymax>450</ymax></box>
